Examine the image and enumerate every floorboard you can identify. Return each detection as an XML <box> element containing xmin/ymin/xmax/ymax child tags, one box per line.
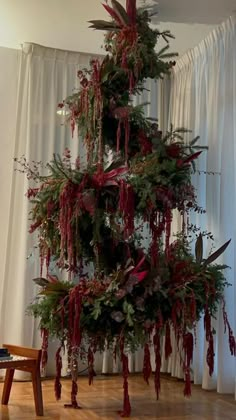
<box><xmin>0</xmin><ymin>374</ymin><xmax>235</xmax><ymax>419</ymax></box>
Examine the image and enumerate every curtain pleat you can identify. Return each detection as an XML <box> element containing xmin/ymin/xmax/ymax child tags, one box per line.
<box><xmin>168</xmin><ymin>16</ymin><xmax>236</xmax><ymax>397</ymax></box>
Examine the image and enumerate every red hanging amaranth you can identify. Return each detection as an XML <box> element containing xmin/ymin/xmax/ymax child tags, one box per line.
<box><xmin>190</xmin><ymin>292</ymin><xmax>197</xmax><ymax>324</ymax></box>
<box><xmin>41</xmin><ymin>328</ymin><xmax>49</xmax><ymax>369</ymax></box>
<box><xmin>124</xmin><ymin>118</ymin><xmax>130</xmax><ymax>163</ymax></box>
<box><xmin>71</xmin><ymin>380</ymin><xmax>79</xmax><ymax>409</ymax></box>
<box><xmin>92</xmin><ymin>60</ymin><xmax>103</xmax><ymax>167</ymax></box>
<box><xmin>70</xmin><ymin>107</ymin><xmax>76</xmax><ymax>137</ymax></box>
<box><xmin>119</xmin><ymin>180</ymin><xmax>135</xmax><ymax>238</ymax></box>
<box><xmin>206</xmin><ymin>333</ymin><xmax>215</xmax><ymax>377</ymax></box>
<box><xmin>153</xmin><ymin>327</ymin><xmax>161</xmax><ymax>400</ymax></box>
<box><xmin>184</xmin><ymin>368</ymin><xmax>191</xmax><ymax>397</ymax></box>
<box><xmin>115</xmin><ymin>25</ymin><xmax>138</xmax><ymax>93</ymax></box>
<box><xmin>138</xmin><ymin>129</ymin><xmax>152</xmax><ymax>156</ymax></box>
<box><xmin>143</xmin><ymin>343</ymin><xmax>152</xmax><ymax>384</ymax></box>
<box><xmin>222</xmin><ymin>299</ymin><xmax>236</xmax><ymax>356</ymax></box>
<box><xmin>66</xmin><ymin>283</ymin><xmax>83</xmax><ymax>410</ymax></box>
<box><xmin>149</xmin><ymin>212</ymin><xmax>165</xmax><ymax>268</ymax></box>
<box><xmin>119</xmin><ymin>338</ymin><xmax>131</xmax><ymax>417</ymax></box>
<box><xmin>59</xmin><ymin>181</ymin><xmax>77</xmax><ymax>271</ymax></box>
<box><xmin>88</xmin><ymin>347</ymin><xmax>96</xmax><ymax>385</ymax></box>
<box><xmin>128</xmin><ymin>70</ymin><xmax>135</xmax><ymax>93</ymax></box>
<box><xmin>204</xmin><ymin>307</ymin><xmax>215</xmax><ymax>376</ymax></box>
<box><xmin>64</xmin><ymin>380</ymin><xmax>81</xmax><ymax>409</ymax></box>
<box><xmin>165</xmin><ymin>322</ymin><xmax>172</xmax><ymax>360</ymax></box>
<box><xmin>204</xmin><ymin>306</ymin><xmax>211</xmax><ymax>342</ymax></box>
<box><xmin>183</xmin><ymin>332</ymin><xmax>194</xmax><ymax>397</ymax></box>
<box><xmin>54</xmin><ymin>346</ymin><xmax>62</xmax><ymax>400</ymax></box>
<box><xmin>70</xmin><ymin>286</ymin><xmax>83</xmax><ymax>349</ymax></box>
<box><xmin>114</xmin><ymin>106</ymin><xmax>131</xmax><ymax>161</ymax></box>
<box><xmin>46</xmin><ymin>249</ymin><xmax>51</xmax><ymax>275</ymax></box>
<box><xmin>171</xmin><ymin>299</ymin><xmax>183</xmax><ymax>330</ymax></box>
<box><xmin>67</xmin><ymin>204</ymin><xmax>74</xmax><ymax>270</ymax></box>
<box><xmin>165</xmin><ymin>208</ymin><xmax>172</xmax><ymax>258</ymax></box>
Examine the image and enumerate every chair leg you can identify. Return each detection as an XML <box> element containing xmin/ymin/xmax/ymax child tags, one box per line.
<box><xmin>31</xmin><ymin>366</ymin><xmax>44</xmax><ymax>416</ymax></box>
<box><xmin>1</xmin><ymin>368</ymin><xmax>15</xmax><ymax>405</ymax></box>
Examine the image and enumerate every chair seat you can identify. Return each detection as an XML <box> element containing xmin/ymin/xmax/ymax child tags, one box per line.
<box><xmin>0</xmin><ymin>344</ymin><xmax>44</xmax><ymax>416</ymax></box>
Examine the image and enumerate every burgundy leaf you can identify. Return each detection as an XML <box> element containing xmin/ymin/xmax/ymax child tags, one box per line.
<box><xmin>183</xmin><ymin>151</ymin><xmax>202</xmax><ymax>164</ymax></box>
<box><xmin>111</xmin><ymin>0</ymin><xmax>129</xmax><ymax>25</ymax></box>
<box><xmin>204</xmin><ymin>239</ymin><xmax>231</xmax><ymax>266</ymax></box>
<box><xmin>195</xmin><ymin>233</ymin><xmax>203</xmax><ymax>263</ymax></box>
<box><xmin>103</xmin><ymin>3</ymin><xmax>123</xmax><ymax>26</ymax></box>
<box><xmin>126</xmin><ymin>0</ymin><xmax>136</xmax><ymax>24</ymax></box>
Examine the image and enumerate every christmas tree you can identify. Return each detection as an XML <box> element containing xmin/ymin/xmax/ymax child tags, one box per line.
<box><xmin>22</xmin><ymin>1</ymin><xmax>235</xmax><ymax>416</ymax></box>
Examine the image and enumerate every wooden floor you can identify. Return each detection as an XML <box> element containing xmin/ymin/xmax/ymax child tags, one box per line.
<box><xmin>0</xmin><ymin>374</ymin><xmax>235</xmax><ymax>419</ymax></box>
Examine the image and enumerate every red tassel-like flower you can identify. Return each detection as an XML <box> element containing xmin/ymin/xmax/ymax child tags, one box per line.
<box><xmin>64</xmin><ymin>379</ymin><xmax>81</xmax><ymax>409</ymax></box>
<box><xmin>124</xmin><ymin>118</ymin><xmax>130</xmax><ymax>162</ymax></box>
<box><xmin>206</xmin><ymin>333</ymin><xmax>215</xmax><ymax>376</ymax></box>
<box><xmin>165</xmin><ymin>322</ymin><xmax>172</xmax><ymax>360</ymax></box>
<box><xmin>222</xmin><ymin>299</ymin><xmax>236</xmax><ymax>356</ymax></box>
<box><xmin>119</xmin><ymin>180</ymin><xmax>135</xmax><ymax>238</ymax></box>
<box><xmin>55</xmin><ymin>346</ymin><xmax>62</xmax><ymax>400</ymax></box>
<box><xmin>41</xmin><ymin>328</ymin><xmax>49</xmax><ymax>369</ymax></box>
<box><xmin>119</xmin><ymin>338</ymin><xmax>131</xmax><ymax>417</ymax></box>
<box><xmin>153</xmin><ymin>327</ymin><xmax>161</xmax><ymax>400</ymax></box>
<box><xmin>183</xmin><ymin>333</ymin><xmax>194</xmax><ymax>367</ymax></box>
<box><xmin>73</xmin><ymin>295</ymin><xmax>82</xmax><ymax>348</ymax></box>
<box><xmin>183</xmin><ymin>332</ymin><xmax>194</xmax><ymax>397</ymax></box>
<box><xmin>204</xmin><ymin>306</ymin><xmax>212</xmax><ymax>342</ymax></box>
<box><xmin>204</xmin><ymin>306</ymin><xmax>215</xmax><ymax>375</ymax></box>
<box><xmin>143</xmin><ymin>343</ymin><xmax>152</xmax><ymax>384</ymax></box>
<box><xmin>70</xmin><ymin>380</ymin><xmax>80</xmax><ymax>409</ymax></box>
<box><xmin>138</xmin><ymin>129</ymin><xmax>152</xmax><ymax>156</ymax></box>
<box><xmin>184</xmin><ymin>369</ymin><xmax>192</xmax><ymax>397</ymax></box>
<box><xmin>88</xmin><ymin>347</ymin><xmax>96</xmax><ymax>385</ymax></box>
<box><xmin>165</xmin><ymin>208</ymin><xmax>172</xmax><ymax>257</ymax></box>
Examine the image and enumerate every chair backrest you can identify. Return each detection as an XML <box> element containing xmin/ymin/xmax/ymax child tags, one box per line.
<box><xmin>3</xmin><ymin>344</ymin><xmax>42</xmax><ymax>365</ymax></box>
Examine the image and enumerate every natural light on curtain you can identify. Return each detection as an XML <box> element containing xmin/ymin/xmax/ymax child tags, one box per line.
<box><xmin>169</xmin><ymin>16</ymin><xmax>236</xmax><ymax>397</ymax></box>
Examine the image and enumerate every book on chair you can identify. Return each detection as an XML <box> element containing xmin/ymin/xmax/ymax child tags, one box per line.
<box><xmin>0</xmin><ymin>348</ymin><xmax>13</xmax><ymax>361</ymax></box>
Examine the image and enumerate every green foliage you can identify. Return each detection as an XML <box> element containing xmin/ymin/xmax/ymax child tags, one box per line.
<box><xmin>21</xmin><ymin>1</ymin><xmax>234</xmax><ymax>370</ymax></box>
<box><xmin>27</xmin><ymin>236</ymin><xmax>230</xmax><ymax>351</ymax></box>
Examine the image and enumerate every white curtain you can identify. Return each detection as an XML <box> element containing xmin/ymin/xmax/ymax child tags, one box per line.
<box><xmin>0</xmin><ymin>43</ymin><xmax>100</xmax><ymax>374</ymax></box>
<box><xmin>0</xmin><ymin>43</ymin><xmax>167</xmax><ymax>375</ymax></box>
<box><xmin>167</xmin><ymin>16</ymin><xmax>236</xmax><ymax>397</ymax></box>
<box><xmin>0</xmin><ymin>46</ymin><xmax>19</xmax><ymax>334</ymax></box>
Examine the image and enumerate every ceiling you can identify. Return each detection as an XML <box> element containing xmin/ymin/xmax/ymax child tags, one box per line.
<box><xmin>0</xmin><ymin>0</ymin><xmax>234</xmax><ymax>56</ymax></box>
<box><xmin>140</xmin><ymin>0</ymin><xmax>236</xmax><ymax>24</ymax></box>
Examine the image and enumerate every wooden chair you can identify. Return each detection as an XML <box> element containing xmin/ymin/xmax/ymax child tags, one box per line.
<box><xmin>0</xmin><ymin>344</ymin><xmax>44</xmax><ymax>416</ymax></box>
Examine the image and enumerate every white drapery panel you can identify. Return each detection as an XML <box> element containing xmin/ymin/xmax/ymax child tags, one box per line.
<box><xmin>0</xmin><ymin>46</ymin><xmax>19</xmax><ymax>334</ymax></box>
<box><xmin>0</xmin><ymin>43</ymin><xmax>167</xmax><ymax>375</ymax></box>
<box><xmin>0</xmin><ymin>44</ymin><xmax>100</xmax><ymax>375</ymax></box>
<box><xmin>168</xmin><ymin>16</ymin><xmax>236</xmax><ymax>397</ymax></box>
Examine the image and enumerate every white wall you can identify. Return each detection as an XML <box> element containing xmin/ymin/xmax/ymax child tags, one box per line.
<box><xmin>0</xmin><ymin>0</ymin><xmax>215</xmax><ymax>56</ymax></box>
<box><xmin>0</xmin><ymin>46</ymin><xmax>19</xmax><ymax>287</ymax></box>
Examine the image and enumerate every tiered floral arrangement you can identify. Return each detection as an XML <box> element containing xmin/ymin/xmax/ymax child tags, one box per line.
<box><xmin>21</xmin><ymin>1</ymin><xmax>235</xmax><ymax>417</ymax></box>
